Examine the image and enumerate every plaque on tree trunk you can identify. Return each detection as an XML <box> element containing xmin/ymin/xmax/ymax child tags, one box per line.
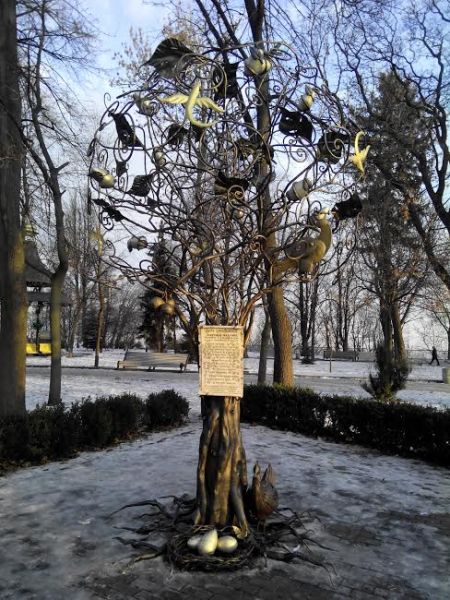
<box><xmin>199</xmin><ymin>326</ymin><xmax>244</xmax><ymax>397</ymax></box>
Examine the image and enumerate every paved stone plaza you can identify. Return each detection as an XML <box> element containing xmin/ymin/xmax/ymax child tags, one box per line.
<box><xmin>1</xmin><ymin>401</ymin><xmax>449</xmax><ymax>599</ymax></box>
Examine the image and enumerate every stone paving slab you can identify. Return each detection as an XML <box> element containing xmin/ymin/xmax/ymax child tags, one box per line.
<box><xmin>0</xmin><ymin>420</ymin><xmax>449</xmax><ymax>599</ymax></box>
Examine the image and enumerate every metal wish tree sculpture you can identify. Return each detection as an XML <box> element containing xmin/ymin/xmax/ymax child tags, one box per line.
<box><xmin>88</xmin><ymin>37</ymin><xmax>366</xmax><ymax>564</ymax></box>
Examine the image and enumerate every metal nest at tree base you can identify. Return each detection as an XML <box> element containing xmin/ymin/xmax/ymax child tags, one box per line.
<box><xmin>109</xmin><ymin>495</ymin><xmax>331</xmax><ymax>574</ymax></box>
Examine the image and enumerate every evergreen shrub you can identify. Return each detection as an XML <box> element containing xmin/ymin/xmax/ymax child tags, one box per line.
<box><xmin>144</xmin><ymin>389</ymin><xmax>190</xmax><ymax>428</ymax></box>
<box><xmin>242</xmin><ymin>384</ymin><xmax>450</xmax><ymax>466</ymax></box>
<box><xmin>0</xmin><ymin>390</ymin><xmax>189</xmax><ymax>472</ymax></box>
<box><xmin>363</xmin><ymin>344</ymin><xmax>411</xmax><ymax>401</ymax></box>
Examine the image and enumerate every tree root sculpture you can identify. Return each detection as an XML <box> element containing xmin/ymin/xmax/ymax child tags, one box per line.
<box><xmin>108</xmin><ymin>495</ymin><xmax>332</xmax><ymax>573</ymax></box>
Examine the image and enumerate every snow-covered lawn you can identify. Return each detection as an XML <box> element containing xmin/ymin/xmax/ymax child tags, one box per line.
<box><xmin>26</xmin><ymin>352</ymin><xmax>450</xmax><ymax>413</ymax></box>
<box><xmin>25</xmin><ymin>349</ymin><xmax>450</xmax><ymax>412</ymax></box>
<box><xmin>1</xmin><ymin>351</ymin><xmax>446</xmax><ymax>599</ymax></box>
<box><xmin>27</xmin><ymin>348</ymin><xmax>448</xmax><ymax>381</ymax></box>
<box><xmin>1</xmin><ymin>417</ymin><xmax>449</xmax><ymax>599</ymax></box>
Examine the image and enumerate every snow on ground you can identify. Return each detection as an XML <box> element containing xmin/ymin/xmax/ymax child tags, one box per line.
<box><xmin>1</xmin><ymin>418</ymin><xmax>449</xmax><ymax>599</ymax></box>
<box><xmin>26</xmin><ymin>349</ymin><xmax>450</xmax><ymax>412</ymax></box>
<box><xmin>27</xmin><ymin>348</ymin><xmax>448</xmax><ymax>381</ymax></box>
<box><xmin>2</xmin><ymin>353</ymin><xmax>448</xmax><ymax>598</ymax></box>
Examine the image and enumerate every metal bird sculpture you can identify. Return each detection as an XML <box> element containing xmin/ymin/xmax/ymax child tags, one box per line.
<box><xmin>275</xmin><ymin>209</ymin><xmax>332</xmax><ymax>277</ymax></box>
<box><xmin>244</xmin><ymin>47</ymin><xmax>272</xmax><ymax>76</ymax></box>
<box><xmin>127</xmin><ymin>236</ymin><xmax>148</xmax><ymax>252</ymax></box>
<box><xmin>249</xmin><ymin>462</ymin><xmax>279</xmax><ymax>528</ymax></box>
<box><xmin>143</xmin><ymin>37</ymin><xmax>193</xmax><ymax>78</ymax></box>
<box><xmin>235</xmin><ymin>137</ymin><xmax>259</xmax><ymax>160</ymax></box>
<box><xmin>158</xmin><ymin>80</ymin><xmax>224</xmax><ymax>128</ymax></box>
<box><xmin>109</xmin><ymin>112</ymin><xmax>143</xmax><ymax>147</ymax></box>
<box><xmin>350</xmin><ymin>131</ymin><xmax>370</xmax><ymax>174</ymax></box>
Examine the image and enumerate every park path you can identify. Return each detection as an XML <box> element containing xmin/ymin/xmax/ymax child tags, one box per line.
<box><xmin>0</xmin><ymin>403</ymin><xmax>449</xmax><ymax>599</ymax></box>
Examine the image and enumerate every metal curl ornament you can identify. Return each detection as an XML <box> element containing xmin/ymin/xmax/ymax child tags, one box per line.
<box><xmin>87</xmin><ymin>38</ymin><xmax>362</xmax><ymax>307</ymax></box>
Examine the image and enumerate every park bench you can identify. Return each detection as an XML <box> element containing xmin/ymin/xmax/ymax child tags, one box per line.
<box><xmin>323</xmin><ymin>349</ymin><xmax>359</xmax><ymax>361</ymax></box>
<box><xmin>117</xmin><ymin>350</ymin><xmax>189</xmax><ymax>372</ymax></box>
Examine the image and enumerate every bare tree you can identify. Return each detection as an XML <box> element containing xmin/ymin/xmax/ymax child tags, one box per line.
<box><xmin>328</xmin><ymin>0</ymin><xmax>450</xmax><ymax>290</ymax></box>
<box><xmin>0</xmin><ymin>0</ymin><xmax>27</xmax><ymax>416</ymax></box>
<box><xmin>17</xmin><ymin>0</ymin><xmax>96</xmax><ymax>403</ymax></box>
<box><xmin>64</xmin><ymin>194</ymin><xmax>97</xmax><ymax>354</ymax></box>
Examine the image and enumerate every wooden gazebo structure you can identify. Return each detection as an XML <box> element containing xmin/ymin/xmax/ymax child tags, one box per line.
<box><xmin>25</xmin><ymin>235</ymin><xmax>71</xmax><ymax>354</ymax></box>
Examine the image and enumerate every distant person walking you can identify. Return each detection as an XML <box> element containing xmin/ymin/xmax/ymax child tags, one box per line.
<box><xmin>429</xmin><ymin>346</ymin><xmax>440</xmax><ymax>366</ymax></box>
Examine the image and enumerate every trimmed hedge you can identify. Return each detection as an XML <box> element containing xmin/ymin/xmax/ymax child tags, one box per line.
<box><xmin>144</xmin><ymin>389</ymin><xmax>190</xmax><ymax>428</ymax></box>
<box><xmin>242</xmin><ymin>385</ymin><xmax>450</xmax><ymax>466</ymax></box>
<box><xmin>0</xmin><ymin>390</ymin><xmax>189</xmax><ymax>472</ymax></box>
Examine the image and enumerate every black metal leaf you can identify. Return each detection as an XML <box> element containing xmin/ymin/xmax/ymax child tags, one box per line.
<box><xmin>91</xmin><ymin>196</ymin><xmax>124</xmax><ymax>222</ymax></box>
<box><xmin>166</xmin><ymin>124</ymin><xmax>188</xmax><ymax>147</ymax></box>
<box><xmin>279</xmin><ymin>108</ymin><xmax>313</xmax><ymax>141</ymax></box>
<box><xmin>332</xmin><ymin>194</ymin><xmax>363</xmax><ymax>220</ymax></box>
<box><xmin>116</xmin><ymin>160</ymin><xmax>127</xmax><ymax>178</ymax></box>
<box><xmin>92</xmin><ymin>197</ymin><xmax>109</xmax><ymax>208</ymax></box>
<box><xmin>214</xmin><ymin>171</ymin><xmax>249</xmax><ymax>196</ymax></box>
<box><xmin>143</xmin><ymin>37</ymin><xmax>193</xmax><ymax>78</ymax></box>
<box><xmin>317</xmin><ymin>130</ymin><xmax>350</xmax><ymax>163</ymax></box>
<box><xmin>110</xmin><ymin>112</ymin><xmax>143</xmax><ymax>147</ymax></box>
<box><xmin>213</xmin><ymin>62</ymin><xmax>239</xmax><ymax>99</ymax></box>
<box><xmin>190</xmin><ymin>124</ymin><xmax>204</xmax><ymax>142</ymax></box>
<box><xmin>104</xmin><ymin>205</ymin><xmax>124</xmax><ymax>221</ymax></box>
<box><xmin>86</xmin><ymin>138</ymin><xmax>96</xmax><ymax>157</ymax></box>
<box><xmin>127</xmin><ymin>175</ymin><xmax>153</xmax><ymax>197</ymax></box>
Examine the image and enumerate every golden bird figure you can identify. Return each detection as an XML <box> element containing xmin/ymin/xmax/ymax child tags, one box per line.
<box><xmin>351</xmin><ymin>131</ymin><xmax>370</xmax><ymax>174</ymax></box>
<box><xmin>249</xmin><ymin>462</ymin><xmax>279</xmax><ymax>529</ymax></box>
<box><xmin>275</xmin><ymin>209</ymin><xmax>332</xmax><ymax>277</ymax></box>
<box><xmin>158</xmin><ymin>80</ymin><xmax>224</xmax><ymax>128</ymax></box>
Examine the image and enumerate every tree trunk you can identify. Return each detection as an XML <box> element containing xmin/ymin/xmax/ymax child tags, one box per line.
<box><xmin>257</xmin><ymin>302</ymin><xmax>271</xmax><ymax>385</ymax></box>
<box><xmin>269</xmin><ymin>285</ymin><xmax>294</xmax><ymax>385</ymax></box>
<box><xmin>94</xmin><ymin>281</ymin><xmax>105</xmax><ymax>368</ymax></box>
<box><xmin>0</xmin><ymin>0</ymin><xmax>27</xmax><ymax>417</ymax></box>
<box><xmin>379</xmin><ymin>300</ymin><xmax>393</xmax><ymax>392</ymax></box>
<box><xmin>194</xmin><ymin>396</ymin><xmax>249</xmax><ymax>536</ymax></box>
<box><xmin>391</xmin><ymin>302</ymin><xmax>406</xmax><ymax>361</ymax></box>
<box><xmin>48</xmin><ymin>269</ymin><xmax>66</xmax><ymax>404</ymax></box>
<box><xmin>299</xmin><ymin>282</ymin><xmax>308</xmax><ymax>357</ymax></box>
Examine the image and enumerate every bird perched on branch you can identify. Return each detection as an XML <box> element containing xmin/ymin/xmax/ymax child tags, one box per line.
<box><xmin>249</xmin><ymin>462</ymin><xmax>279</xmax><ymax>528</ymax></box>
<box><xmin>274</xmin><ymin>209</ymin><xmax>332</xmax><ymax>277</ymax></box>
